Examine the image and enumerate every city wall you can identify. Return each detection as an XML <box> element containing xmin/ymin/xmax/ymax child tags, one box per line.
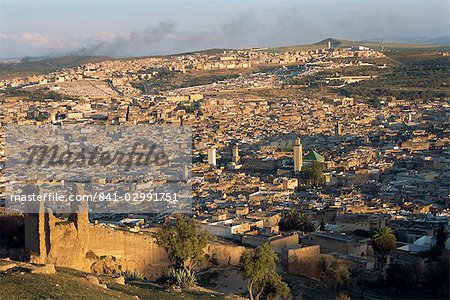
<box><xmin>281</xmin><ymin>245</ymin><xmax>321</xmax><ymax>279</ymax></box>
<box><xmin>23</xmin><ymin>209</ymin><xmax>245</xmax><ymax>279</ymax></box>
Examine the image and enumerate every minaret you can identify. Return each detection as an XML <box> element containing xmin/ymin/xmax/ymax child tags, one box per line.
<box><xmin>183</xmin><ymin>164</ymin><xmax>190</xmax><ymax>180</ymax></box>
<box><xmin>293</xmin><ymin>136</ymin><xmax>303</xmax><ymax>173</ymax></box>
<box><xmin>207</xmin><ymin>146</ymin><xmax>217</xmax><ymax>166</ymax></box>
<box><xmin>125</xmin><ymin>105</ymin><xmax>130</xmax><ymax>122</ymax></box>
<box><xmin>335</xmin><ymin>120</ymin><xmax>343</xmax><ymax>138</ymax></box>
<box><xmin>232</xmin><ymin>144</ymin><xmax>240</xmax><ymax>163</ymax></box>
<box><xmin>50</xmin><ymin>112</ymin><xmax>57</xmax><ymax>124</ymax></box>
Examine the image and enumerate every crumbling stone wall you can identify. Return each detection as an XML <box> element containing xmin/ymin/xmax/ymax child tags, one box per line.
<box><xmin>205</xmin><ymin>242</ymin><xmax>245</xmax><ymax>266</ymax></box>
<box><xmin>85</xmin><ymin>225</ymin><xmax>170</xmax><ymax>279</ymax></box>
<box><xmin>281</xmin><ymin>245</ymin><xmax>321</xmax><ymax>279</ymax></box>
<box><xmin>24</xmin><ymin>206</ymin><xmax>245</xmax><ymax>279</ymax></box>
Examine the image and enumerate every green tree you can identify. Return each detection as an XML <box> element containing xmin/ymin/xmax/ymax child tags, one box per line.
<box><xmin>300</xmin><ymin>162</ymin><xmax>325</xmax><ymax>187</ymax></box>
<box><xmin>279</xmin><ymin>208</ymin><xmax>299</xmax><ymax>231</ymax></box>
<box><xmin>155</xmin><ymin>214</ymin><xmax>210</xmax><ymax>273</ymax></box>
<box><xmin>325</xmin><ymin>261</ymin><xmax>352</xmax><ymax>294</ymax></box>
<box><xmin>372</xmin><ymin>227</ymin><xmax>397</xmax><ymax>271</ymax></box>
<box><xmin>298</xmin><ymin>213</ymin><xmax>316</xmax><ymax>233</ymax></box>
<box><xmin>419</xmin><ymin>224</ymin><xmax>448</xmax><ymax>260</ymax></box>
<box><xmin>279</xmin><ymin>208</ymin><xmax>315</xmax><ymax>233</ymax></box>
<box><xmin>239</xmin><ymin>243</ymin><xmax>290</xmax><ymax>300</ymax></box>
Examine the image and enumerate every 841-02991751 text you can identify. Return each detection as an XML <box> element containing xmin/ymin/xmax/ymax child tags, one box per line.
<box><xmin>9</xmin><ymin>192</ymin><xmax>179</xmax><ymax>203</ymax></box>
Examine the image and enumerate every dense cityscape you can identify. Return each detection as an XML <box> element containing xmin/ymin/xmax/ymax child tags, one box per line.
<box><xmin>0</xmin><ymin>1</ymin><xmax>449</xmax><ymax>299</ymax></box>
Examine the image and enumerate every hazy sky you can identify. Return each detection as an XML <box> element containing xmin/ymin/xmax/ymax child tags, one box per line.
<box><xmin>1</xmin><ymin>0</ymin><xmax>449</xmax><ymax>58</ymax></box>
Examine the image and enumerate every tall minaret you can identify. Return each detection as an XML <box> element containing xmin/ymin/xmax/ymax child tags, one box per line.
<box><xmin>207</xmin><ymin>146</ymin><xmax>217</xmax><ymax>166</ymax></box>
<box><xmin>293</xmin><ymin>136</ymin><xmax>303</xmax><ymax>173</ymax></box>
<box><xmin>335</xmin><ymin>120</ymin><xmax>343</xmax><ymax>138</ymax></box>
<box><xmin>408</xmin><ymin>112</ymin><xmax>413</xmax><ymax>123</ymax></box>
<box><xmin>232</xmin><ymin>144</ymin><xmax>240</xmax><ymax>163</ymax></box>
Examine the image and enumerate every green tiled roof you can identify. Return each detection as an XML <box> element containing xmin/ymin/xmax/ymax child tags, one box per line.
<box><xmin>303</xmin><ymin>150</ymin><xmax>325</xmax><ymax>162</ymax></box>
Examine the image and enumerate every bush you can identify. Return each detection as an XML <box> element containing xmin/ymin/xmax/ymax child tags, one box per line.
<box><xmin>120</xmin><ymin>270</ymin><xmax>145</xmax><ymax>281</ymax></box>
<box><xmin>325</xmin><ymin>261</ymin><xmax>352</xmax><ymax>293</ymax></box>
<box><xmin>167</xmin><ymin>268</ymin><xmax>197</xmax><ymax>288</ymax></box>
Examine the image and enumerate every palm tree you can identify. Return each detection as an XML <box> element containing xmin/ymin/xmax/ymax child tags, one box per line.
<box><xmin>280</xmin><ymin>208</ymin><xmax>299</xmax><ymax>231</ymax></box>
<box><xmin>372</xmin><ymin>227</ymin><xmax>397</xmax><ymax>271</ymax></box>
<box><xmin>280</xmin><ymin>209</ymin><xmax>316</xmax><ymax>233</ymax></box>
<box><xmin>298</xmin><ymin>213</ymin><xmax>316</xmax><ymax>233</ymax></box>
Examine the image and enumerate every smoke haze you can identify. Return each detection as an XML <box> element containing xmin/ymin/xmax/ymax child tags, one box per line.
<box><xmin>1</xmin><ymin>0</ymin><xmax>449</xmax><ymax>58</ymax></box>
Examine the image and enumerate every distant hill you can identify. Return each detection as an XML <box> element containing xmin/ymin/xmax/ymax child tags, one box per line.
<box><xmin>2</xmin><ymin>38</ymin><xmax>449</xmax><ymax>80</ymax></box>
<box><xmin>269</xmin><ymin>38</ymin><xmax>450</xmax><ymax>53</ymax></box>
<box><xmin>0</xmin><ymin>55</ymin><xmax>112</xmax><ymax>80</ymax></box>
<box><xmin>364</xmin><ymin>36</ymin><xmax>450</xmax><ymax>45</ymax></box>
<box><xmin>0</xmin><ymin>49</ymin><xmax>235</xmax><ymax>80</ymax></box>
<box><xmin>174</xmin><ymin>48</ymin><xmax>231</xmax><ymax>56</ymax></box>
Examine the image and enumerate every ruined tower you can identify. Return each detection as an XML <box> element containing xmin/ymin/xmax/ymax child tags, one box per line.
<box><xmin>24</xmin><ymin>185</ymin><xmax>48</xmax><ymax>260</ymax></box>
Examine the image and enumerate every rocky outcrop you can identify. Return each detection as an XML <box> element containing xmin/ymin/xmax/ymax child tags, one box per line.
<box><xmin>31</xmin><ymin>264</ymin><xmax>56</xmax><ymax>274</ymax></box>
<box><xmin>0</xmin><ymin>262</ymin><xmax>17</xmax><ymax>272</ymax></box>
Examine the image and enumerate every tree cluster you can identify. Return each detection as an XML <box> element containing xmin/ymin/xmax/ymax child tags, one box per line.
<box><xmin>155</xmin><ymin>214</ymin><xmax>210</xmax><ymax>275</ymax></box>
<box><xmin>279</xmin><ymin>208</ymin><xmax>316</xmax><ymax>233</ymax></box>
<box><xmin>239</xmin><ymin>243</ymin><xmax>290</xmax><ymax>300</ymax></box>
<box><xmin>300</xmin><ymin>162</ymin><xmax>325</xmax><ymax>187</ymax></box>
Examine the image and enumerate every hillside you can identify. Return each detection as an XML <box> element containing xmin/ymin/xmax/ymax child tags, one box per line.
<box><xmin>269</xmin><ymin>38</ymin><xmax>450</xmax><ymax>52</ymax></box>
<box><xmin>1</xmin><ymin>38</ymin><xmax>448</xmax><ymax>81</ymax></box>
<box><xmin>0</xmin><ymin>261</ymin><xmax>223</xmax><ymax>300</ymax></box>
<box><xmin>0</xmin><ymin>55</ymin><xmax>112</xmax><ymax>80</ymax></box>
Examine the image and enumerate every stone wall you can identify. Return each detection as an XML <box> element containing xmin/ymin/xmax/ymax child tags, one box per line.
<box><xmin>281</xmin><ymin>245</ymin><xmax>320</xmax><ymax>279</ymax></box>
<box><xmin>85</xmin><ymin>225</ymin><xmax>170</xmax><ymax>279</ymax></box>
<box><xmin>242</xmin><ymin>233</ymin><xmax>299</xmax><ymax>253</ymax></box>
<box><xmin>205</xmin><ymin>242</ymin><xmax>245</xmax><ymax>266</ymax></box>
<box><xmin>23</xmin><ymin>209</ymin><xmax>245</xmax><ymax>279</ymax></box>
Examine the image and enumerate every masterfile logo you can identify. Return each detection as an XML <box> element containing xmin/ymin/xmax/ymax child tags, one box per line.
<box><xmin>26</xmin><ymin>142</ymin><xmax>169</xmax><ymax>171</ymax></box>
<box><xmin>5</xmin><ymin>125</ymin><xmax>192</xmax><ymax>214</ymax></box>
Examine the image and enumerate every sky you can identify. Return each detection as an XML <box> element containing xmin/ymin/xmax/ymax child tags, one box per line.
<box><xmin>0</xmin><ymin>0</ymin><xmax>449</xmax><ymax>59</ymax></box>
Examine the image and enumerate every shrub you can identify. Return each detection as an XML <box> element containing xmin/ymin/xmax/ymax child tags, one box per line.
<box><xmin>120</xmin><ymin>269</ymin><xmax>145</xmax><ymax>281</ymax></box>
<box><xmin>167</xmin><ymin>267</ymin><xmax>197</xmax><ymax>288</ymax></box>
